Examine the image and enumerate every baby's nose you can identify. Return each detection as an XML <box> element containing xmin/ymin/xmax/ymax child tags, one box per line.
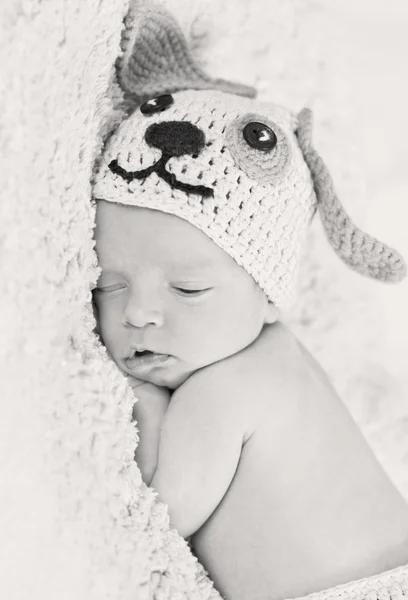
<box><xmin>122</xmin><ymin>291</ymin><xmax>164</xmax><ymax>329</ymax></box>
<box><xmin>144</xmin><ymin>121</ymin><xmax>206</xmax><ymax>157</ymax></box>
<box><xmin>122</xmin><ymin>306</ymin><xmax>164</xmax><ymax>329</ymax></box>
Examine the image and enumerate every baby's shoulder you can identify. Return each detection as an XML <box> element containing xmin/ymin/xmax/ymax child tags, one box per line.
<box><xmin>175</xmin><ymin>322</ymin><xmax>312</xmax><ymax>435</ymax></box>
<box><xmin>189</xmin><ymin>323</ymin><xmax>294</xmax><ymax>418</ymax></box>
<box><xmin>210</xmin><ymin>321</ymin><xmax>320</xmax><ymax>416</ymax></box>
<box><xmin>188</xmin><ymin>322</ymin><xmax>299</xmax><ymax>400</ymax></box>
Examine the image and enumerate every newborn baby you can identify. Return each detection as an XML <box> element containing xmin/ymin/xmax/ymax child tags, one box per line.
<box><xmin>93</xmin><ymin>198</ymin><xmax>408</xmax><ymax>600</ymax></box>
<box><xmin>91</xmin><ymin>8</ymin><xmax>408</xmax><ymax>587</ymax></box>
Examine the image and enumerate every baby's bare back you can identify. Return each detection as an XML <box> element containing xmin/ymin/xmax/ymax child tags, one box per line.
<box><xmin>189</xmin><ymin>323</ymin><xmax>408</xmax><ymax>600</ymax></box>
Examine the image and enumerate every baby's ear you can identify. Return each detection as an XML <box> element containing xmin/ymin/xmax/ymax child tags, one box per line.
<box><xmin>265</xmin><ymin>301</ymin><xmax>279</xmax><ymax>325</ymax></box>
<box><xmin>116</xmin><ymin>3</ymin><xmax>257</xmax><ymax>105</ymax></box>
<box><xmin>295</xmin><ymin>107</ymin><xmax>407</xmax><ymax>283</ymax></box>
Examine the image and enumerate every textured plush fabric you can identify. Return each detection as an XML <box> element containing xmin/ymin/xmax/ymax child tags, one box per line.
<box><xmin>2</xmin><ymin>0</ymin><xmax>408</xmax><ymax>598</ymax></box>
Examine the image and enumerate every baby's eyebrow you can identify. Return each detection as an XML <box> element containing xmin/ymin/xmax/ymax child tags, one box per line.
<box><xmin>172</xmin><ymin>262</ymin><xmax>227</xmax><ymax>276</ymax></box>
<box><xmin>98</xmin><ymin>263</ymin><xmax>216</xmax><ymax>275</ymax></box>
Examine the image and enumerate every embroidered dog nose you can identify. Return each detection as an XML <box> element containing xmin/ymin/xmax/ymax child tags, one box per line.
<box><xmin>145</xmin><ymin>121</ymin><xmax>206</xmax><ymax>157</ymax></box>
<box><xmin>108</xmin><ymin>117</ymin><xmax>213</xmax><ymax>198</ymax></box>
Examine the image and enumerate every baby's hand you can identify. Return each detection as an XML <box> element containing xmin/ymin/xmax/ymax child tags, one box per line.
<box><xmin>125</xmin><ymin>375</ymin><xmax>171</xmax><ymax>485</ymax></box>
<box><xmin>126</xmin><ymin>376</ymin><xmax>171</xmax><ymax>416</ymax></box>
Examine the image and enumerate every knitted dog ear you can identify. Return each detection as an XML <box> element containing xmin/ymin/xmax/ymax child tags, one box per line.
<box><xmin>296</xmin><ymin>107</ymin><xmax>407</xmax><ymax>283</ymax></box>
<box><xmin>116</xmin><ymin>3</ymin><xmax>257</xmax><ymax>105</ymax></box>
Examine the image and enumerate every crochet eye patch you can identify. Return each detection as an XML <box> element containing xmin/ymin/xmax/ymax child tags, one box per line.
<box><xmin>226</xmin><ymin>114</ymin><xmax>292</xmax><ymax>184</ymax></box>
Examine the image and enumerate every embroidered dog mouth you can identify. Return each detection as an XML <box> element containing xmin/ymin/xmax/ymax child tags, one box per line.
<box><xmin>108</xmin><ymin>155</ymin><xmax>214</xmax><ymax>198</ymax></box>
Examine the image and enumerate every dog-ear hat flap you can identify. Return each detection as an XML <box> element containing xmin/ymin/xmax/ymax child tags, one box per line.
<box><xmin>117</xmin><ymin>2</ymin><xmax>257</xmax><ymax>104</ymax></box>
<box><xmin>297</xmin><ymin>108</ymin><xmax>407</xmax><ymax>283</ymax></box>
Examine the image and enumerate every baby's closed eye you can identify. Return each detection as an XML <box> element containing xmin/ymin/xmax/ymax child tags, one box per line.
<box><xmin>173</xmin><ymin>286</ymin><xmax>211</xmax><ymax>296</ymax></box>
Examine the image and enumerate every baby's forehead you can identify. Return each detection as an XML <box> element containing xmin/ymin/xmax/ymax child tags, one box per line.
<box><xmin>96</xmin><ymin>202</ymin><xmax>236</xmax><ymax>270</ymax></box>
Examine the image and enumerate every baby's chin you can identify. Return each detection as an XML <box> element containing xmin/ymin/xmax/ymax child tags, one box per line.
<box><xmin>123</xmin><ymin>362</ymin><xmax>196</xmax><ymax>391</ymax></box>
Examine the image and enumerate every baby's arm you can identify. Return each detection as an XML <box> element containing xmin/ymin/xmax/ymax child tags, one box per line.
<box><xmin>150</xmin><ymin>363</ymin><xmax>245</xmax><ymax>538</ymax></box>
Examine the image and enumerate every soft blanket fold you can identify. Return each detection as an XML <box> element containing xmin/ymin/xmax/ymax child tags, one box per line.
<box><xmin>294</xmin><ymin>565</ymin><xmax>408</xmax><ymax>600</ymax></box>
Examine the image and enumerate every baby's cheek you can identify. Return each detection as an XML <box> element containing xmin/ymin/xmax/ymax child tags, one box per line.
<box><xmin>215</xmin><ymin>306</ymin><xmax>263</xmax><ymax>353</ymax></box>
<box><xmin>95</xmin><ymin>302</ymin><xmax>120</xmax><ymax>352</ymax></box>
<box><xmin>172</xmin><ymin>324</ymin><xmax>217</xmax><ymax>366</ymax></box>
<box><xmin>187</xmin><ymin>326</ymin><xmax>238</xmax><ymax>365</ymax></box>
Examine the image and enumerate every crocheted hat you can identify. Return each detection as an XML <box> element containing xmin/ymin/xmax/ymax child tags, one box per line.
<box><xmin>92</xmin><ymin>3</ymin><xmax>406</xmax><ymax>309</ymax></box>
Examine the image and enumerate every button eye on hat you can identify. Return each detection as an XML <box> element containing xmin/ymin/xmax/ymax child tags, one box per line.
<box><xmin>243</xmin><ymin>122</ymin><xmax>277</xmax><ymax>151</ymax></box>
<box><xmin>140</xmin><ymin>94</ymin><xmax>174</xmax><ymax>115</ymax></box>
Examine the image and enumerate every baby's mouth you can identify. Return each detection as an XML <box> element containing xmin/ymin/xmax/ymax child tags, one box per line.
<box><xmin>108</xmin><ymin>156</ymin><xmax>214</xmax><ymax>198</ymax></box>
<box><xmin>126</xmin><ymin>350</ymin><xmax>171</xmax><ymax>371</ymax></box>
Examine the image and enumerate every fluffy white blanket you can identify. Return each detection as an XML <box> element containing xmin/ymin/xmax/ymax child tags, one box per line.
<box><xmin>1</xmin><ymin>0</ymin><xmax>407</xmax><ymax>598</ymax></box>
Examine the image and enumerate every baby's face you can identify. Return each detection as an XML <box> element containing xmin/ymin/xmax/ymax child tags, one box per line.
<box><xmin>93</xmin><ymin>201</ymin><xmax>276</xmax><ymax>389</ymax></box>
